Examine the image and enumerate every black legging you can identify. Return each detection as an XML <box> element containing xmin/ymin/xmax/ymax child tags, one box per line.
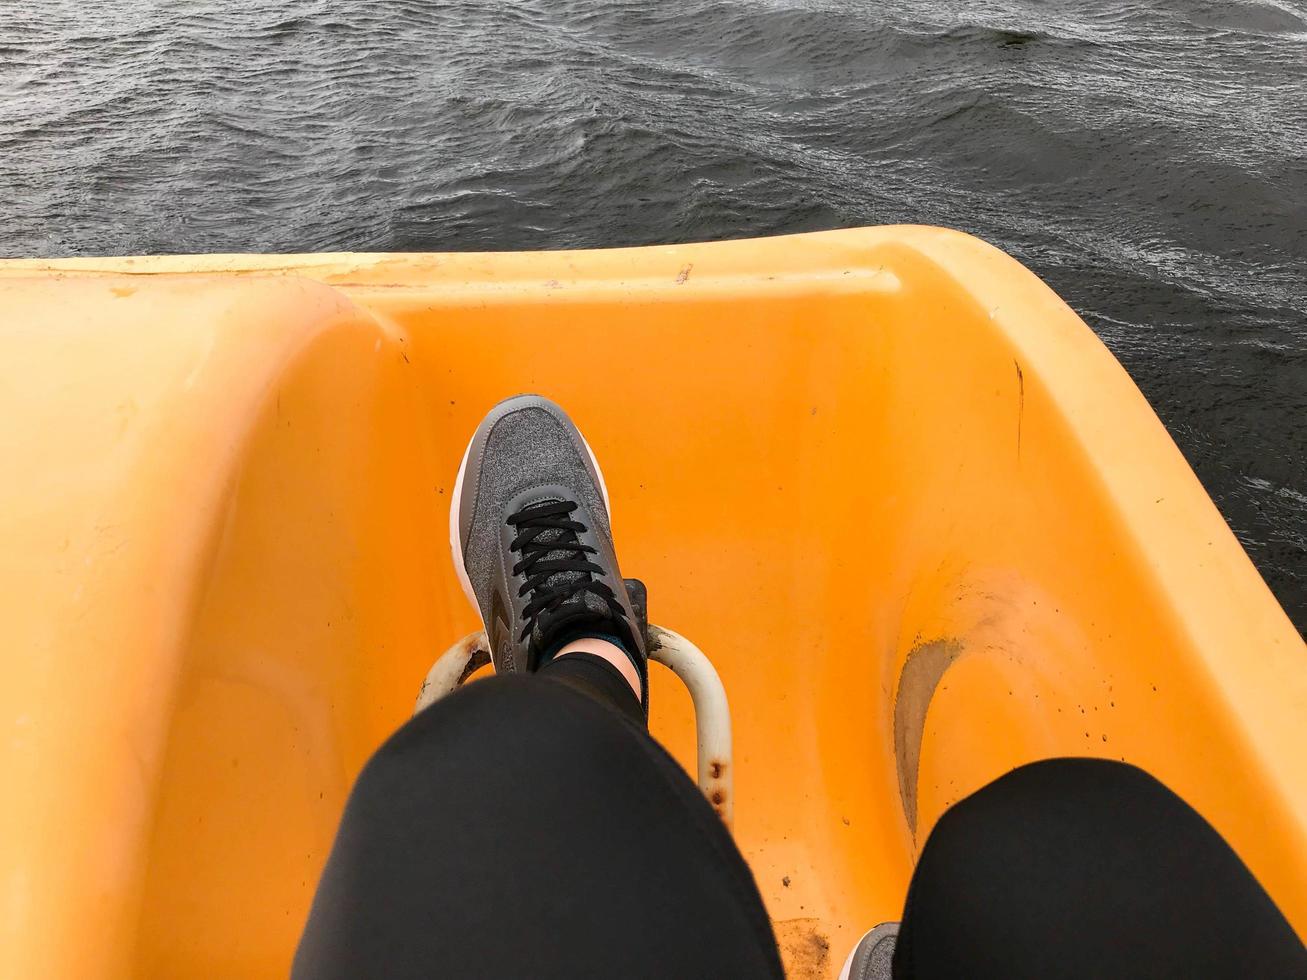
<box><xmin>294</xmin><ymin>664</ymin><xmax>1306</xmax><ymax>979</ymax></box>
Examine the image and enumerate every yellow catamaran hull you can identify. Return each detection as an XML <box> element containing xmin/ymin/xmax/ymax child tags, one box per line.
<box><xmin>1</xmin><ymin>227</ymin><xmax>1302</xmax><ymax>977</ymax></box>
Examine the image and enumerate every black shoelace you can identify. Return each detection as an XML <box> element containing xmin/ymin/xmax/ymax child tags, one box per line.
<box><xmin>506</xmin><ymin>499</ymin><xmax>627</xmax><ymax>645</ymax></box>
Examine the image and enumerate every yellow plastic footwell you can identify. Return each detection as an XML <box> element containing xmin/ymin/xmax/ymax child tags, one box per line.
<box><xmin>0</xmin><ymin>228</ymin><xmax>1302</xmax><ymax>977</ymax></box>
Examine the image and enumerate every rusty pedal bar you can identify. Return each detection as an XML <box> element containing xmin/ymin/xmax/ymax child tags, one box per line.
<box><xmin>415</xmin><ymin>627</ymin><xmax>734</xmax><ymax>831</ymax></box>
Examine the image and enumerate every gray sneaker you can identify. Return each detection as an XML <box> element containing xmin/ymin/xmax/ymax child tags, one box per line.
<box><xmin>450</xmin><ymin>394</ymin><xmax>647</xmax><ymax>705</ymax></box>
<box><xmin>839</xmin><ymin>923</ymin><xmax>899</xmax><ymax>980</ymax></box>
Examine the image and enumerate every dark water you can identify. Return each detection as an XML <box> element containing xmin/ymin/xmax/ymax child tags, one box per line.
<box><xmin>3</xmin><ymin>0</ymin><xmax>1305</xmax><ymax>632</ymax></box>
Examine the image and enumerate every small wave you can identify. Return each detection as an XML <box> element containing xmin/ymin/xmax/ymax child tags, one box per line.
<box><xmin>1186</xmin><ymin>0</ymin><xmax>1307</xmax><ymax>36</ymax></box>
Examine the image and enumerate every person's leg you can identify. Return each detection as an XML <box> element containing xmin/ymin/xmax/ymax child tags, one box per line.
<box><xmin>536</xmin><ymin>645</ymin><xmax>644</xmax><ymax>723</ymax></box>
<box><xmin>293</xmin><ymin>671</ymin><xmax>783</xmax><ymax>979</ymax></box>
<box><xmin>292</xmin><ymin>394</ymin><xmax>781</xmax><ymax>976</ymax></box>
<box><xmin>893</xmin><ymin>758</ymin><xmax>1307</xmax><ymax>979</ymax></box>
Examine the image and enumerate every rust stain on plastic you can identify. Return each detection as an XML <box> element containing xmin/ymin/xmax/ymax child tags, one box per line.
<box><xmin>774</xmin><ymin>917</ymin><xmax>830</xmax><ymax>979</ymax></box>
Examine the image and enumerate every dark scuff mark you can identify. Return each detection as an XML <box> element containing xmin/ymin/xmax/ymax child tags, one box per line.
<box><xmin>675</xmin><ymin>263</ymin><xmax>693</xmax><ymax>284</ymax></box>
<box><xmin>1014</xmin><ymin>358</ymin><xmax>1025</xmax><ymax>460</ymax></box>
<box><xmin>894</xmin><ymin>638</ymin><xmax>964</xmax><ymax>839</ymax></box>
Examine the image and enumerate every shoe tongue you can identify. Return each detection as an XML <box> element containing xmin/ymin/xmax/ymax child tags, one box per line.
<box><xmin>529</xmin><ymin>497</ymin><xmax>592</xmax><ymax>593</ymax></box>
<box><xmin>523</xmin><ymin>499</ymin><xmax>617</xmax><ymax>650</ymax></box>
<box><xmin>535</xmin><ymin>604</ymin><xmax>619</xmax><ymax>652</ymax></box>
<box><xmin>531</xmin><ymin>585</ymin><xmax>619</xmax><ymax>655</ymax></box>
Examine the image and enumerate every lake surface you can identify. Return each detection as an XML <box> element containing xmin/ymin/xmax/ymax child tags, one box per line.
<box><xmin>3</xmin><ymin>0</ymin><xmax>1304</xmax><ymax>630</ymax></box>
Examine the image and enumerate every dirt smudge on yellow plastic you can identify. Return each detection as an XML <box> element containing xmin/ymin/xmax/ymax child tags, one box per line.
<box><xmin>894</xmin><ymin>638</ymin><xmax>964</xmax><ymax>839</ymax></box>
<box><xmin>1014</xmin><ymin>358</ymin><xmax>1025</xmax><ymax>459</ymax></box>
<box><xmin>774</xmin><ymin>917</ymin><xmax>830</xmax><ymax>979</ymax></box>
